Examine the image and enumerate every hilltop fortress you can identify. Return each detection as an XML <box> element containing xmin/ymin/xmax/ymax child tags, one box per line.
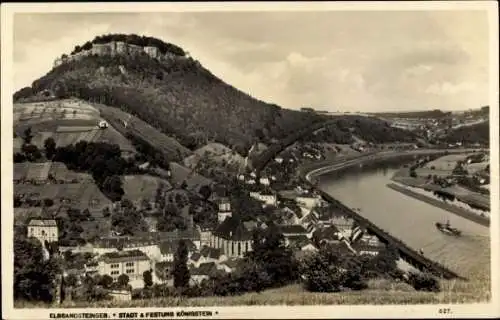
<box><xmin>53</xmin><ymin>41</ymin><xmax>188</xmax><ymax>67</ymax></box>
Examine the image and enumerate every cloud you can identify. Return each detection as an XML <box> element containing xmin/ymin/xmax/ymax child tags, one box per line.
<box><xmin>11</xmin><ymin>10</ymin><xmax>491</xmax><ymax>112</ymax></box>
<box><xmin>425</xmin><ymin>81</ymin><xmax>477</xmax><ymax>95</ymax></box>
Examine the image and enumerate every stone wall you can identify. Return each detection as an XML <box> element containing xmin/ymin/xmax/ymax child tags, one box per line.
<box><xmin>53</xmin><ymin>42</ymin><xmax>184</xmax><ymax>67</ymax></box>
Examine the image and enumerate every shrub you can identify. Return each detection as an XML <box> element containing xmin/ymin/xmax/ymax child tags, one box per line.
<box><xmin>407</xmin><ymin>272</ymin><xmax>440</xmax><ymax>292</ymax></box>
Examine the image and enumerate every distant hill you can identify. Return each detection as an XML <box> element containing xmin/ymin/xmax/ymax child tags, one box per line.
<box><xmin>373</xmin><ymin>109</ymin><xmax>451</xmax><ymax>119</ymax></box>
<box><xmin>14</xmin><ymin>33</ymin><xmax>419</xmax><ymax>154</ymax></box>
<box><xmin>441</xmin><ymin>121</ymin><xmax>489</xmax><ymax>146</ymax></box>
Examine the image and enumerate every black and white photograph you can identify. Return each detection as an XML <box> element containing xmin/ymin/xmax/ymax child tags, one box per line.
<box><xmin>1</xmin><ymin>2</ymin><xmax>499</xmax><ymax>319</ymax></box>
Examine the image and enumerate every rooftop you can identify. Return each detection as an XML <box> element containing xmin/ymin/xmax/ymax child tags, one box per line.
<box><xmin>28</xmin><ymin>219</ymin><xmax>57</xmax><ymax>227</ymax></box>
<box><xmin>100</xmin><ymin>249</ymin><xmax>149</xmax><ymax>263</ymax></box>
<box><xmin>277</xmin><ymin>224</ymin><xmax>308</xmax><ymax>235</ymax></box>
<box><xmin>200</xmin><ymin>246</ymin><xmax>223</xmax><ymax>259</ymax></box>
<box><xmin>213</xmin><ymin>216</ymin><xmax>253</xmax><ymax>241</ymax></box>
<box><xmin>159</xmin><ymin>239</ymin><xmax>196</xmax><ymax>255</ymax></box>
<box><xmin>191</xmin><ymin>262</ymin><xmax>218</xmax><ymax>276</ymax></box>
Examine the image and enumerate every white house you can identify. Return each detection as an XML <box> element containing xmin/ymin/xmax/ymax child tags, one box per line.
<box><xmin>296</xmin><ymin>196</ymin><xmax>321</xmax><ymax>210</ymax></box>
<box><xmin>259</xmin><ymin>177</ymin><xmax>270</xmax><ymax>186</ymax></box>
<box><xmin>249</xmin><ymin>191</ymin><xmax>277</xmax><ymax>207</ymax></box>
<box><xmin>27</xmin><ymin>219</ymin><xmax>58</xmax><ymax>244</ymax></box>
<box><xmin>97</xmin><ymin>250</ymin><xmax>152</xmax><ymax>289</ymax></box>
<box><xmin>98</xmin><ymin>120</ymin><xmax>109</xmax><ymax>129</ymax></box>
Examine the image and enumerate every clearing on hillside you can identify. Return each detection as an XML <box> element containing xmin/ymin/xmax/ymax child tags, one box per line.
<box><xmin>95</xmin><ymin>104</ymin><xmax>192</xmax><ymax>160</ymax></box>
<box><xmin>123</xmin><ymin>175</ymin><xmax>172</xmax><ymax>206</ymax></box>
<box><xmin>183</xmin><ymin>142</ymin><xmax>245</xmax><ymax>170</ymax></box>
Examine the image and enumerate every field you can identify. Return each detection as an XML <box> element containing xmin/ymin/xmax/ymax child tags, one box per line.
<box><xmin>95</xmin><ymin>104</ymin><xmax>191</xmax><ymax>159</ymax></box>
<box><xmin>13</xmin><ymin>99</ymin><xmax>100</xmax><ymax>123</ymax></box>
<box><xmin>423</xmin><ymin>154</ymin><xmax>469</xmax><ymax>171</ymax></box>
<box><xmin>14</xmin><ymin>162</ymin><xmax>92</xmax><ymax>183</ymax></box>
<box><xmin>123</xmin><ymin>175</ymin><xmax>172</xmax><ymax>204</ymax></box>
<box><xmin>169</xmin><ymin>162</ymin><xmax>213</xmax><ymax>192</ymax></box>
<box><xmin>13</xmin><ymin>99</ymin><xmax>136</xmax><ymax>155</ymax></box>
<box><xmin>14</xmin><ymin>182</ymin><xmax>112</xmax><ymax>217</ymax></box>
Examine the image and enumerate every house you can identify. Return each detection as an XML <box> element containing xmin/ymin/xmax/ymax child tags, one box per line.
<box><xmin>295</xmin><ymin>195</ymin><xmax>321</xmax><ymax>210</ymax></box>
<box><xmin>209</xmin><ymin>216</ymin><xmax>253</xmax><ymax>258</ymax></box>
<box><xmin>159</xmin><ymin>240</ymin><xmax>196</xmax><ymax>262</ymax></box>
<box><xmin>216</xmin><ymin>197</ymin><xmax>232</xmax><ymax>223</ymax></box>
<box><xmin>108</xmin><ymin>290</ymin><xmax>132</xmax><ymax>302</ymax></box>
<box><xmin>217</xmin><ymin>258</ymin><xmax>240</xmax><ymax>273</ymax></box>
<box><xmin>97</xmin><ymin>250</ymin><xmax>151</xmax><ymax>289</ymax></box>
<box><xmin>190</xmin><ymin>262</ymin><xmax>219</xmax><ymax>286</ymax></box>
<box><xmin>199</xmin><ymin>246</ymin><xmax>227</xmax><ymax>265</ymax></box>
<box><xmin>259</xmin><ymin>177</ymin><xmax>270</xmax><ymax>186</ymax></box>
<box><xmin>154</xmin><ymin>261</ymin><xmax>174</xmax><ymax>287</ymax></box>
<box><xmin>249</xmin><ymin>191</ymin><xmax>277</xmax><ymax>207</ymax></box>
<box><xmin>274</xmin><ymin>157</ymin><xmax>284</xmax><ymax>164</ymax></box>
<box><xmin>312</xmin><ymin>225</ymin><xmax>342</xmax><ymax>246</ymax></box>
<box><xmin>27</xmin><ymin>219</ymin><xmax>58</xmax><ymax>244</ymax></box>
<box><xmin>277</xmin><ymin>224</ymin><xmax>310</xmax><ymax>245</ymax></box>
<box><xmin>279</xmin><ymin>207</ymin><xmax>300</xmax><ymax>225</ymax></box>
<box><xmin>351</xmin><ymin>243</ymin><xmax>385</xmax><ymax>256</ymax></box>
<box><xmin>330</xmin><ymin>214</ymin><xmax>355</xmax><ymax>237</ymax></box>
<box><xmin>98</xmin><ymin>120</ymin><xmax>108</xmax><ymax>129</ymax></box>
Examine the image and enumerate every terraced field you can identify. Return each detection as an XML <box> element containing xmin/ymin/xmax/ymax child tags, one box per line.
<box><xmin>14</xmin><ymin>182</ymin><xmax>112</xmax><ymax>216</ymax></box>
<box><xmin>13</xmin><ymin>99</ymin><xmax>137</xmax><ymax>155</ymax></box>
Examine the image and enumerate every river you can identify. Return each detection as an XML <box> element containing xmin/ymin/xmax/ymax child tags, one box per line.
<box><xmin>317</xmin><ymin>164</ymin><xmax>490</xmax><ymax>278</ymax></box>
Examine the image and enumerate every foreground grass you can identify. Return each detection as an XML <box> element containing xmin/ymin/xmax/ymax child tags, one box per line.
<box><xmin>15</xmin><ymin>273</ymin><xmax>490</xmax><ymax>308</ymax></box>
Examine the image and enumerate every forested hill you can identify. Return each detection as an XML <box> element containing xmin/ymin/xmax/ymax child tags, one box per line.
<box><xmin>14</xmin><ymin>33</ymin><xmax>418</xmax><ymax>153</ymax></box>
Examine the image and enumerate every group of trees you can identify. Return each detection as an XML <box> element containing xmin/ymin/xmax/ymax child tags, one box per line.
<box><xmin>155</xmin><ymin>204</ymin><xmax>188</xmax><ymax>232</ymax></box>
<box><xmin>300</xmin><ymin>243</ymin><xmax>440</xmax><ymax>293</ymax></box>
<box><xmin>51</xmin><ymin>140</ymin><xmax>139</xmax><ymax>201</ymax></box>
<box><xmin>110</xmin><ymin>199</ymin><xmax>149</xmax><ymax>236</ymax></box>
<box><xmin>14</xmin><ymin>127</ymin><xmax>43</xmax><ymax>163</ymax></box>
<box><xmin>57</xmin><ymin>208</ymin><xmax>95</xmax><ymax>246</ymax></box>
<box><xmin>440</xmin><ymin>121</ymin><xmax>489</xmax><ymax>146</ymax></box>
<box><xmin>14</xmin><ymin>229</ymin><xmax>62</xmax><ymax>303</ymax></box>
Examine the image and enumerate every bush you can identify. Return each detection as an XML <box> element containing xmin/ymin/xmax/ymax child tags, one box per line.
<box><xmin>407</xmin><ymin>272</ymin><xmax>440</xmax><ymax>292</ymax></box>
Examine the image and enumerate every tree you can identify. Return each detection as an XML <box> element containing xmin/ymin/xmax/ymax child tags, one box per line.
<box><xmin>143</xmin><ymin>269</ymin><xmax>153</xmax><ymax>288</ymax></box>
<box><xmin>14</xmin><ymin>152</ymin><xmax>26</xmax><ymax>163</ymax></box>
<box><xmin>44</xmin><ymin>137</ymin><xmax>57</xmax><ymax>160</ymax></box>
<box><xmin>173</xmin><ymin>239</ymin><xmax>190</xmax><ymax>289</ymax></box>
<box><xmin>198</xmin><ymin>185</ymin><xmax>212</xmax><ymax>200</ymax></box>
<box><xmin>98</xmin><ymin>275</ymin><xmax>114</xmax><ymax>289</ymax></box>
<box><xmin>23</xmin><ymin>127</ymin><xmax>34</xmax><ymax>145</ymax></box>
<box><xmin>14</xmin><ymin>230</ymin><xmax>62</xmax><ymax>302</ymax></box>
<box><xmin>246</xmin><ymin>225</ymin><xmax>299</xmax><ymax>287</ymax></box>
<box><xmin>117</xmin><ymin>274</ymin><xmax>130</xmax><ymax>289</ymax></box>
<box><xmin>65</xmin><ymin>274</ymin><xmax>78</xmax><ymax>287</ymax></box>
<box><xmin>43</xmin><ymin>198</ymin><xmax>54</xmax><ymax>207</ymax></box>
<box><xmin>22</xmin><ymin>144</ymin><xmax>42</xmax><ymax>162</ymax></box>
<box><xmin>102</xmin><ymin>175</ymin><xmax>125</xmax><ymax>202</ymax></box>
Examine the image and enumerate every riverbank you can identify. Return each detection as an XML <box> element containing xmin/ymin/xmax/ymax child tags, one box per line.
<box><xmin>298</xmin><ymin>149</ymin><xmax>491</xmax><ymax>303</ymax></box>
<box><xmin>300</xmin><ymin>150</ymin><xmax>470</xmax><ymax>279</ymax></box>
<box><xmin>386</xmin><ymin>183</ymin><xmax>489</xmax><ymax>227</ymax></box>
<box><xmin>391</xmin><ymin>166</ymin><xmax>490</xmax><ymax>215</ymax></box>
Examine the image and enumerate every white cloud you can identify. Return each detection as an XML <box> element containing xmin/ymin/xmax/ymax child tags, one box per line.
<box><xmin>425</xmin><ymin>81</ymin><xmax>477</xmax><ymax>95</ymax></box>
<box><xmin>12</xmin><ymin>11</ymin><xmax>491</xmax><ymax>112</ymax></box>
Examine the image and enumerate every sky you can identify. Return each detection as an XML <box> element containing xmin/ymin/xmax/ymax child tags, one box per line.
<box><xmin>12</xmin><ymin>10</ymin><xmax>491</xmax><ymax>112</ymax></box>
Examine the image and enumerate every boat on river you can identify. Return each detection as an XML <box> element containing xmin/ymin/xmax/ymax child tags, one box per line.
<box><xmin>435</xmin><ymin>221</ymin><xmax>462</xmax><ymax>237</ymax></box>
